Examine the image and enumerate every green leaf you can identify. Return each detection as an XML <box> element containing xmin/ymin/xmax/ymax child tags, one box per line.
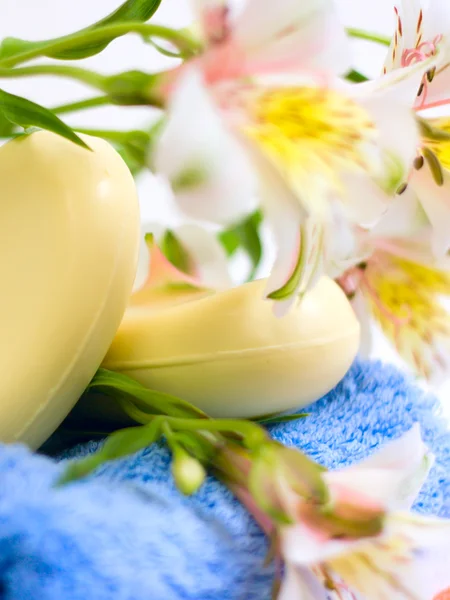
<box><xmin>219</xmin><ymin>211</ymin><xmax>263</xmax><ymax>281</ymax></box>
<box><xmin>255</xmin><ymin>413</ymin><xmax>308</xmax><ymax>425</ymax></box>
<box><xmin>345</xmin><ymin>69</ymin><xmax>369</xmax><ymax>83</ymax></box>
<box><xmin>0</xmin><ymin>109</ymin><xmax>16</xmax><ymax>137</ymax></box>
<box><xmin>160</xmin><ymin>230</ymin><xmax>192</xmax><ymax>274</ymax></box>
<box><xmin>0</xmin><ymin>88</ymin><xmax>89</xmax><ymax>149</ymax></box>
<box><xmin>0</xmin><ymin>0</ymin><xmax>163</xmax><ymax>62</ymax></box>
<box><xmin>94</xmin><ymin>0</ymin><xmax>163</xmax><ymax>26</ymax></box>
<box><xmin>90</xmin><ymin>369</ymin><xmax>209</xmax><ymax>419</ymax></box>
<box><xmin>56</xmin><ymin>419</ymin><xmax>164</xmax><ymax>485</ymax></box>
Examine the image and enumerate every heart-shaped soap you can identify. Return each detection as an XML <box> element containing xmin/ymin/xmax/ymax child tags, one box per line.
<box><xmin>0</xmin><ymin>131</ymin><xmax>140</xmax><ymax>448</ymax></box>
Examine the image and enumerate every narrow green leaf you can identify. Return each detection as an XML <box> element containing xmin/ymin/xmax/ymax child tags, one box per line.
<box><xmin>0</xmin><ymin>0</ymin><xmax>163</xmax><ymax>62</ymax></box>
<box><xmin>255</xmin><ymin>413</ymin><xmax>308</xmax><ymax>425</ymax></box>
<box><xmin>218</xmin><ymin>211</ymin><xmax>263</xmax><ymax>281</ymax></box>
<box><xmin>0</xmin><ymin>88</ymin><xmax>89</xmax><ymax>149</ymax></box>
<box><xmin>56</xmin><ymin>419</ymin><xmax>163</xmax><ymax>485</ymax></box>
<box><xmin>268</xmin><ymin>225</ymin><xmax>305</xmax><ymax>301</ymax></box>
<box><xmin>160</xmin><ymin>230</ymin><xmax>192</xmax><ymax>274</ymax></box>
<box><xmin>90</xmin><ymin>369</ymin><xmax>209</xmax><ymax>419</ymax></box>
<box><xmin>0</xmin><ymin>109</ymin><xmax>16</xmax><ymax>137</ymax></box>
<box><xmin>95</xmin><ymin>0</ymin><xmax>163</xmax><ymax>26</ymax></box>
<box><xmin>345</xmin><ymin>69</ymin><xmax>369</xmax><ymax>83</ymax></box>
<box><xmin>219</xmin><ymin>228</ymin><xmax>241</xmax><ymax>256</ymax></box>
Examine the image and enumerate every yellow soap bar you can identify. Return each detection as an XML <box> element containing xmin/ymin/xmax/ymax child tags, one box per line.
<box><xmin>103</xmin><ymin>277</ymin><xmax>360</xmax><ymax>418</ymax></box>
<box><xmin>0</xmin><ymin>131</ymin><xmax>140</xmax><ymax>448</ymax></box>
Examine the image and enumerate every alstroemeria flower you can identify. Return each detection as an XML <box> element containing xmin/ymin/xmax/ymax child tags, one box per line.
<box><xmin>277</xmin><ymin>427</ymin><xmax>450</xmax><ymax>600</ymax></box>
<box><xmin>155</xmin><ymin>63</ymin><xmax>421</xmax><ymax>313</ymax></box>
<box><xmin>154</xmin><ymin>0</ymin><xmax>426</xmax><ymax>313</ymax></box>
<box><xmin>338</xmin><ymin>215</ymin><xmax>450</xmax><ymax>379</ymax></box>
<box><xmin>281</xmin><ymin>513</ymin><xmax>450</xmax><ymax>600</ymax></box>
<box><xmin>384</xmin><ymin>0</ymin><xmax>450</xmax><ymax>111</ymax></box>
<box><xmin>240</xmin><ymin>426</ymin><xmax>447</xmax><ymax>599</ymax></box>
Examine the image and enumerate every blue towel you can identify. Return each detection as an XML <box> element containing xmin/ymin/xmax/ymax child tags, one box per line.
<box><xmin>0</xmin><ymin>359</ymin><xmax>449</xmax><ymax>600</ymax></box>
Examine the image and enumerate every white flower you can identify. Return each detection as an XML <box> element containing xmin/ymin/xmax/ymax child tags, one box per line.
<box><xmin>384</xmin><ymin>0</ymin><xmax>450</xmax><ymax>111</ymax></box>
<box><xmin>278</xmin><ymin>427</ymin><xmax>450</xmax><ymax>600</ymax></box>
<box><xmin>155</xmin><ymin>61</ymin><xmax>421</xmax><ymax>313</ymax></box>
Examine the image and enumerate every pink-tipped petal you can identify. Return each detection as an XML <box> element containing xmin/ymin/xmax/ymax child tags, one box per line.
<box><xmin>191</xmin><ymin>0</ymin><xmax>230</xmax><ymax>44</ymax></box>
<box><xmin>326</xmin><ymin>425</ymin><xmax>434</xmax><ymax>510</ymax></box>
<box><xmin>233</xmin><ymin>0</ymin><xmax>351</xmax><ymax>77</ymax></box>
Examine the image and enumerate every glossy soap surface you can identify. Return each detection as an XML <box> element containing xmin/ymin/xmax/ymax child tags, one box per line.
<box><xmin>0</xmin><ymin>131</ymin><xmax>140</xmax><ymax>448</ymax></box>
<box><xmin>103</xmin><ymin>277</ymin><xmax>361</xmax><ymax>418</ymax></box>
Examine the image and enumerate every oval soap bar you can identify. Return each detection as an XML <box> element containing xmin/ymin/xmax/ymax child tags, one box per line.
<box><xmin>103</xmin><ymin>277</ymin><xmax>360</xmax><ymax>418</ymax></box>
<box><xmin>0</xmin><ymin>131</ymin><xmax>139</xmax><ymax>448</ymax></box>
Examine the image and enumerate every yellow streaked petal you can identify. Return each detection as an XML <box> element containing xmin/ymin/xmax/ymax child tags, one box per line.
<box><xmin>361</xmin><ymin>250</ymin><xmax>450</xmax><ymax>379</ymax></box>
<box><xmin>241</xmin><ymin>86</ymin><xmax>378</xmax><ymax>220</ymax></box>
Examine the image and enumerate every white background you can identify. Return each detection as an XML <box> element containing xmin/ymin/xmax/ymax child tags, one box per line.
<box><xmin>1</xmin><ymin>0</ymin><xmax>449</xmax><ymax>417</ymax></box>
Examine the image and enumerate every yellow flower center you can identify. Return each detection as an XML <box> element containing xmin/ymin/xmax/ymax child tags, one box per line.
<box><xmin>242</xmin><ymin>87</ymin><xmax>377</xmax><ymax>208</ymax></box>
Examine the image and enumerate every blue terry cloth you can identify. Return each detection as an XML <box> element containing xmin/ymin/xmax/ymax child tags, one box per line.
<box><xmin>0</xmin><ymin>359</ymin><xmax>449</xmax><ymax>600</ymax></box>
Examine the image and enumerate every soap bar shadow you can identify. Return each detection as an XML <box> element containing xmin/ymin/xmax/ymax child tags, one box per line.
<box><xmin>38</xmin><ymin>391</ymin><xmax>135</xmax><ymax>457</ymax></box>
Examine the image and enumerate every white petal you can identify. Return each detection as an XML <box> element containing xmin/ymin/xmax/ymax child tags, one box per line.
<box><xmin>263</xmin><ymin>197</ymin><xmax>304</xmax><ymax>316</ymax></box>
<box><xmin>410</xmin><ymin>161</ymin><xmax>450</xmax><ymax>256</ymax></box>
<box><xmin>327</xmin><ymin>425</ymin><xmax>434</xmax><ymax>510</ymax></box>
<box><xmin>352</xmin><ymin>59</ymin><xmax>429</xmax><ymax>105</ymax></box>
<box><xmin>282</xmin><ymin>523</ymin><xmax>357</xmax><ymax>565</ymax></box>
<box><xmin>174</xmin><ymin>223</ymin><xmax>233</xmax><ymax>290</ymax></box>
<box><xmin>358</xmin><ymin>95</ymin><xmax>419</xmax><ymax>193</ymax></box>
<box><xmin>154</xmin><ymin>68</ymin><xmax>258</xmax><ymax>226</ymax></box>
<box><xmin>364</xmin><ymin>513</ymin><xmax>450</xmax><ymax>600</ymax></box>
<box><xmin>399</xmin><ymin>0</ymin><xmax>423</xmax><ymax>49</ymax></box>
<box><xmin>133</xmin><ymin>233</ymin><xmax>152</xmax><ymax>293</ymax></box>
<box><xmin>421</xmin><ymin>56</ymin><xmax>450</xmax><ymax>108</ymax></box>
<box><xmin>322</xmin><ymin>208</ymin><xmax>372</xmax><ymax>279</ymax></box>
<box><xmin>341</xmin><ymin>171</ymin><xmax>389</xmax><ymax>227</ymax></box>
<box><xmin>423</xmin><ymin>0</ymin><xmax>450</xmax><ymax>42</ymax></box>
<box><xmin>233</xmin><ymin>0</ymin><xmax>351</xmax><ymax>76</ymax></box>
<box><xmin>279</xmin><ymin>565</ymin><xmax>327</xmax><ymax>600</ymax></box>
<box><xmin>371</xmin><ymin>188</ymin><xmax>428</xmax><ymax>239</ymax></box>
<box><xmin>351</xmin><ymin>292</ymin><xmax>374</xmax><ymax>358</ymax></box>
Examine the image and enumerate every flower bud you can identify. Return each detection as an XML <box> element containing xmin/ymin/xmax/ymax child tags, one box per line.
<box><xmin>0</xmin><ymin>131</ymin><xmax>140</xmax><ymax>448</ymax></box>
<box><xmin>172</xmin><ymin>449</ymin><xmax>207</xmax><ymax>496</ymax></box>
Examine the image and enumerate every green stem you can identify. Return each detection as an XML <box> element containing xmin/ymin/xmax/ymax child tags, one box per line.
<box><xmin>167</xmin><ymin>418</ymin><xmax>269</xmax><ymax>449</ymax></box>
<box><xmin>52</xmin><ymin>95</ymin><xmax>110</xmax><ymax>115</ymax></box>
<box><xmin>347</xmin><ymin>28</ymin><xmax>391</xmax><ymax>46</ymax></box>
<box><xmin>74</xmin><ymin>127</ymin><xmax>141</xmax><ymax>143</ymax></box>
<box><xmin>0</xmin><ymin>65</ymin><xmax>105</xmax><ymax>88</ymax></box>
<box><xmin>0</xmin><ymin>23</ymin><xmax>202</xmax><ymax>68</ymax></box>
